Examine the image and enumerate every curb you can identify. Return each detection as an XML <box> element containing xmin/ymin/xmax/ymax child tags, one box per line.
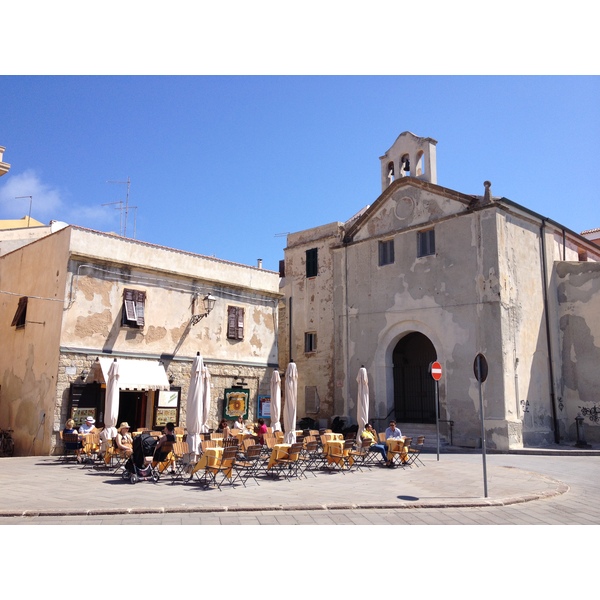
<box><xmin>0</xmin><ymin>480</ymin><xmax>569</xmax><ymax>519</ymax></box>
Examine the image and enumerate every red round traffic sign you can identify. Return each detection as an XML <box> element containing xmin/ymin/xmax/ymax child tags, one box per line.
<box><xmin>430</xmin><ymin>361</ymin><xmax>442</xmax><ymax>381</ymax></box>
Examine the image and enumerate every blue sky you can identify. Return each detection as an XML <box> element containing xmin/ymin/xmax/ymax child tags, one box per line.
<box><xmin>2</xmin><ymin>75</ymin><xmax>599</xmax><ymax>271</ymax></box>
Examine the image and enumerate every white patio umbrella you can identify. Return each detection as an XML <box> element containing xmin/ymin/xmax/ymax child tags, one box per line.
<box><xmin>270</xmin><ymin>370</ymin><xmax>282</xmax><ymax>432</ymax></box>
<box><xmin>104</xmin><ymin>358</ymin><xmax>120</xmax><ymax>429</ymax></box>
<box><xmin>283</xmin><ymin>361</ymin><xmax>298</xmax><ymax>444</ymax></box>
<box><xmin>186</xmin><ymin>352</ymin><xmax>204</xmax><ymax>454</ymax></box>
<box><xmin>201</xmin><ymin>365</ymin><xmax>211</xmax><ymax>434</ymax></box>
<box><xmin>356</xmin><ymin>366</ymin><xmax>369</xmax><ymax>445</ymax></box>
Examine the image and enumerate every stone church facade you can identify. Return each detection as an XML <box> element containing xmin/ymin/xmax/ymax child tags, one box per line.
<box><xmin>279</xmin><ymin>132</ymin><xmax>600</xmax><ymax>449</ymax></box>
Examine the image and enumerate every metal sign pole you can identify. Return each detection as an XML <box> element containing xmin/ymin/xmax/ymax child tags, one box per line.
<box><xmin>435</xmin><ymin>379</ymin><xmax>440</xmax><ymax>461</ymax></box>
<box><xmin>476</xmin><ymin>355</ymin><xmax>488</xmax><ymax>498</ymax></box>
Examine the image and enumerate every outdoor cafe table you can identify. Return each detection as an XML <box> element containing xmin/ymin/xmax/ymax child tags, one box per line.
<box><xmin>386</xmin><ymin>437</ymin><xmax>408</xmax><ymax>463</ymax></box>
<box><xmin>324</xmin><ymin>439</ymin><xmax>353</xmax><ymax>468</ymax></box>
<box><xmin>322</xmin><ymin>432</ymin><xmax>343</xmax><ymax>442</ymax></box>
<box><xmin>267</xmin><ymin>443</ymin><xmax>292</xmax><ymax>470</ymax></box>
<box><xmin>188</xmin><ymin>447</ymin><xmax>223</xmax><ymax>479</ymax></box>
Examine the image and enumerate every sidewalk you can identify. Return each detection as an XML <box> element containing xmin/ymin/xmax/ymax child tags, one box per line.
<box><xmin>0</xmin><ymin>448</ymin><xmax>582</xmax><ymax>518</ymax></box>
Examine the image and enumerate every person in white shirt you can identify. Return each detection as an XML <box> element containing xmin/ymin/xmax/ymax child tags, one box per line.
<box><xmin>385</xmin><ymin>420</ymin><xmax>402</xmax><ymax>439</ymax></box>
<box><xmin>79</xmin><ymin>416</ymin><xmax>96</xmax><ymax>435</ymax></box>
<box><xmin>233</xmin><ymin>416</ymin><xmax>245</xmax><ymax>431</ymax></box>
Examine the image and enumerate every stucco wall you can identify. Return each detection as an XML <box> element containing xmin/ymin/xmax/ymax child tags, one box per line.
<box><xmin>556</xmin><ymin>261</ymin><xmax>600</xmax><ymax>443</ymax></box>
<box><xmin>0</xmin><ymin>230</ymin><xmax>71</xmax><ymax>455</ymax></box>
<box><xmin>282</xmin><ymin>222</ymin><xmax>341</xmax><ymax>422</ymax></box>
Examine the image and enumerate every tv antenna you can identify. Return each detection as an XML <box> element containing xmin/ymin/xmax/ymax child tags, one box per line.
<box><xmin>101</xmin><ymin>200</ymin><xmax>124</xmax><ymax>236</ymax></box>
<box><xmin>107</xmin><ymin>177</ymin><xmax>132</xmax><ymax>237</ymax></box>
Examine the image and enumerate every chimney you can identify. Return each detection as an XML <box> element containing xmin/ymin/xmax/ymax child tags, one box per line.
<box><xmin>257</xmin><ymin>258</ymin><xmax>263</xmax><ymax>269</ymax></box>
<box><xmin>483</xmin><ymin>181</ymin><xmax>492</xmax><ymax>204</ymax></box>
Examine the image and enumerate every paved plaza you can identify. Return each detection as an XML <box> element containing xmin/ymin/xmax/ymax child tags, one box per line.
<box><xmin>1</xmin><ymin>446</ymin><xmax>599</xmax><ymax>525</ymax></box>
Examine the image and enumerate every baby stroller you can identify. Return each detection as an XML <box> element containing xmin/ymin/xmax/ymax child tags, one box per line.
<box><xmin>122</xmin><ymin>432</ymin><xmax>160</xmax><ymax>484</ymax></box>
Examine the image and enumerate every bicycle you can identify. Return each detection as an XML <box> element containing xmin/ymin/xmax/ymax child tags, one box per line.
<box><xmin>0</xmin><ymin>428</ymin><xmax>15</xmax><ymax>457</ymax></box>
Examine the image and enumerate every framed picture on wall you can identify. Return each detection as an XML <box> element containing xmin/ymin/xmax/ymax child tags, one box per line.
<box><xmin>224</xmin><ymin>388</ymin><xmax>249</xmax><ymax>420</ymax></box>
<box><xmin>258</xmin><ymin>395</ymin><xmax>271</xmax><ymax>419</ymax></box>
<box><xmin>153</xmin><ymin>387</ymin><xmax>181</xmax><ymax>428</ymax></box>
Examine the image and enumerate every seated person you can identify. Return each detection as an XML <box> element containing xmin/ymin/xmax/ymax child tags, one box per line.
<box><xmin>63</xmin><ymin>418</ymin><xmax>83</xmax><ymax>461</ymax></box>
<box><xmin>217</xmin><ymin>419</ymin><xmax>232</xmax><ymax>439</ymax></box>
<box><xmin>385</xmin><ymin>420</ymin><xmax>403</xmax><ymax>439</ymax></box>
<box><xmin>115</xmin><ymin>422</ymin><xmax>133</xmax><ymax>457</ymax></box>
<box><xmin>79</xmin><ymin>415</ymin><xmax>97</xmax><ymax>435</ymax></box>
<box><xmin>361</xmin><ymin>423</ymin><xmax>390</xmax><ymax>466</ymax></box>
<box><xmin>255</xmin><ymin>418</ymin><xmax>268</xmax><ymax>445</ymax></box>
<box><xmin>233</xmin><ymin>415</ymin><xmax>245</xmax><ymax>431</ymax></box>
<box><xmin>153</xmin><ymin>422</ymin><xmax>176</xmax><ymax>469</ymax></box>
<box><xmin>385</xmin><ymin>420</ymin><xmax>405</xmax><ymax>467</ymax></box>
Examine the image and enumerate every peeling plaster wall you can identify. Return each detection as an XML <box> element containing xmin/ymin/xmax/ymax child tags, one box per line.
<box><xmin>1</xmin><ymin>226</ymin><xmax>282</xmax><ymax>455</ymax></box>
<box><xmin>556</xmin><ymin>261</ymin><xmax>600</xmax><ymax>443</ymax></box>
<box><xmin>61</xmin><ymin>228</ymin><xmax>280</xmax><ymax>366</ymax></box>
<box><xmin>0</xmin><ymin>229</ymin><xmax>72</xmax><ymax>455</ymax></box>
<box><xmin>338</xmin><ymin>203</ymin><xmax>519</xmax><ymax>449</ymax></box>
<box><xmin>283</xmin><ymin>187</ymin><xmax>600</xmax><ymax>449</ymax></box>
<box><xmin>282</xmin><ymin>222</ymin><xmax>342</xmax><ymax>423</ymax></box>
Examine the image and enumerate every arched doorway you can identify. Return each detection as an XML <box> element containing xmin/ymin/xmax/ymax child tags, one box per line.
<box><xmin>393</xmin><ymin>332</ymin><xmax>437</xmax><ymax>423</ymax></box>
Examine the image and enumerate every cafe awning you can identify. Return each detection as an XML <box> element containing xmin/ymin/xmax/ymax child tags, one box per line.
<box><xmin>96</xmin><ymin>357</ymin><xmax>170</xmax><ymax>391</ymax></box>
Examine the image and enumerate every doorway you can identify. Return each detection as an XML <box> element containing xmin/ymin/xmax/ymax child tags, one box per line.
<box><xmin>116</xmin><ymin>391</ymin><xmax>147</xmax><ymax>430</ymax></box>
<box><xmin>393</xmin><ymin>332</ymin><xmax>437</xmax><ymax>423</ymax></box>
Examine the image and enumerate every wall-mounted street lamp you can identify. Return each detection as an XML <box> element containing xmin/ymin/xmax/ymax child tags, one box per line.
<box><xmin>190</xmin><ymin>293</ymin><xmax>216</xmax><ymax>326</ymax></box>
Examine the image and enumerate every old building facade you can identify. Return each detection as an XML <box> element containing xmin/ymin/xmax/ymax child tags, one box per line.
<box><xmin>0</xmin><ymin>225</ymin><xmax>281</xmax><ymax>455</ymax></box>
<box><xmin>280</xmin><ymin>132</ymin><xmax>600</xmax><ymax>449</ymax></box>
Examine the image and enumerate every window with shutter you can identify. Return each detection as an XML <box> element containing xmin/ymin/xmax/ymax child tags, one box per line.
<box><xmin>304</xmin><ymin>332</ymin><xmax>317</xmax><ymax>353</ymax></box>
<box><xmin>11</xmin><ymin>296</ymin><xmax>28</xmax><ymax>329</ymax></box>
<box><xmin>306</xmin><ymin>248</ymin><xmax>318</xmax><ymax>278</ymax></box>
<box><xmin>122</xmin><ymin>289</ymin><xmax>146</xmax><ymax>328</ymax></box>
<box><xmin>417</xmin><ymin>229</ymin><xmax>435</xmax><ymax>257</ymax></box>
<box><xmin>227</xmin><ymin>306</ymin><xmax>244</xmax><ymax>340</ymax></box>
<box><xmin>378</xmin><ymin>239</ymin><xmax>395</xmax><ymax>266</ymax></box>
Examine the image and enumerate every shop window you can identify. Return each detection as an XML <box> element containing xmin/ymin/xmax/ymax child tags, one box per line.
<box><xmin>227</xmin><ymin>305</ymin><xmax>245</xmax><ymax>340</ymax></box>
<box><xmin>11</xmin><ymin>296</ymin><xmax>28</xmax><ymax>329</ymax></box>
<box><xmin>122</xmin><ymin>289</ymin><xmax>146</xmax><ymax>328</ymax></box>
<box><xmin>379</xmin><ymin>239</ymin><xmax>395</xmax><ymax>266</ymax></box>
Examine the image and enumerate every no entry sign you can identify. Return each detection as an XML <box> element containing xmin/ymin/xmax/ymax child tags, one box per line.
<box><xmin>430</xmin><ymin>361</ymin><xmax>442</xmax><ymax>381</ymax></box>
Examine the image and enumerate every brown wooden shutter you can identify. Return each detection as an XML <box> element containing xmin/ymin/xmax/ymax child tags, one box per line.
<box><xmin>227</xmin><ymin>306</ymin><xmax>244</xmax><ymax>340</ymax></box>
<box><xmin>11</xmin><ymin>296</ymin><xmax>28</xmax><ymax>327</ymax></box>
<box><xmin>236</xmin><ymin>307</ymin><xmax>244</xmax><ymax>339</ymax></box>
<box><xmin>134</xmin><ymin>290</ymin><xmax>146</xmax><ymax>326</ymax></box>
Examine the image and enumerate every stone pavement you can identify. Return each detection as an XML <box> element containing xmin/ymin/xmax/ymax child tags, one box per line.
<box><xmin>2</xmin><ymin>444</ymin><xmax>598</xmax><ymax>519</ymax></box>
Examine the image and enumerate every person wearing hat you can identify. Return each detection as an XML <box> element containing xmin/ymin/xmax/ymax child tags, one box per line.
<box><xmin>78</xmin><ymin>415</ymin><xmax>97</xmax><ymax>435</ymax></box>
<box><xmin>115</xmin><ymin>422</ymin><xmax>133</xmax><ymax>457</ymax></box>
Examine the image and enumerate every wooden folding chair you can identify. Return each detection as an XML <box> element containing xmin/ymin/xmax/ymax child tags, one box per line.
<box><xmin>231</xmin><ymin>444</ymin><xmax>262</xmax><ymax>487</ymax></box>
<box><xmin>405</xmin><ymin>436</ymin><xmax>425</xmax><ymax>467</ymax></box>
<box><xmin>348</xmin><ymin>438</ymin><xmax>372</xmax><ymax>472</ymax></box>
<box><xmin>61</xmin><ymin>432</ymin><xmax>81</xmax><ymax>463</ymax></box>
<box><xmin>204</xmin><ymin>446</ymin><xmax>238</xmax><ymax>490</ymax></box>
<box><xmin>269</xmin><ymin>442</ymin><xmax>304</xmax><ymax>481</ymax></box>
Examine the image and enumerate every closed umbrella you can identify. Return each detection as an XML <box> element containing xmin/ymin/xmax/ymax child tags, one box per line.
<box><xmin>270</xmin><ymin>370</ymin><xmax>282</xmax><ymax>432</ymax></box>
<box><xmin>186</xmin><ymin>352</ymin><xmax>204</xmax><ymax>454</ymax></box>
<box><xmin>283</xmin><ymin>361</ymin><xmax>298</xmax><ymax>444</ymax></box>
<box><xmin>356</xmin><ymin>366</ymin><xmax>369</xmax><ymax>445</ymax></box>
<box><xmin>105</xmin><ymin>358</ymin><xmax>120</xmax><ymax>429</ymax></box>
<box><xmin>201</xmin><ymin>365</ymin><xmax>211</xmax><ymax>434</ymax></box>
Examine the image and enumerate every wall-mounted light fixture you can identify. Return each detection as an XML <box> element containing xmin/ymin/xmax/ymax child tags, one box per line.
<box><xmin>191</xmin><ymin>293</ymin><xmax>216</xmax><ymax>326</ymax></box>
<box><xmin>80</xmin><ymin>369</ymin><xmax>89</xmax><ymax>381</ymax></box>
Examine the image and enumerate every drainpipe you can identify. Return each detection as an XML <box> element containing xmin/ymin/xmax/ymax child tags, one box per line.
<box><xmin>540</xmin><ymin>219</ymin><xmax>560</xmax><ymax>443</ymax></box>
